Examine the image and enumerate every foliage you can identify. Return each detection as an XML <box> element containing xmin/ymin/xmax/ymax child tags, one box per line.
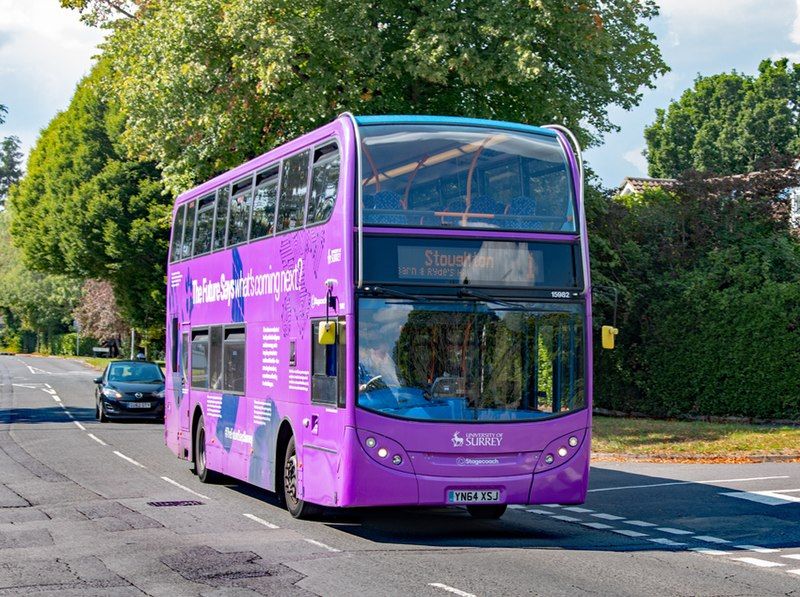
<box><xmin>8</xmin><ymin>62</ymin><xmax>169</xmax><ymax>332</ymax></box>
<box><xmin>645</xmin><ymin>59</ymin><xmax>800</xmax><ymax>178</ymax></box>
<box><xmin>0</xmin><ymin>104</ymin><xmax>23</xmax><ymax>209</ymax></box>
<box><xmin>73</xmin><ymin>279</ymin><xmax>129</xmax><ymax>341</ymax></box>
<box><xmin>59</xmin><ymin>0</ymin><xmax>142</xmax><ymax>25</ymax></box>
<box><xmin>102</xmin><ymin>0</ymin><xmax>667</xmax><ymax>193</ymax></box>
<box><xmin>590</xmin><ymin>165</ymin><xmax>800</xmax><ymax>420</ymax></box>
<box><xmin>0</xmin><ymin>212</ymin><xmax>81</xmax><ymax>351</ymax></box>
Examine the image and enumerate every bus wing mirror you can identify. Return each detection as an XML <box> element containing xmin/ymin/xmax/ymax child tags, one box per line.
<box><xmin>602</xmin><ymin>325</ymin><xmax>618</xmax><ymax>350</ymax></box>
<box><xmin>318</xmin><ymin>322</ymin><xmax>337</xmax><ymax>345</ymax></box>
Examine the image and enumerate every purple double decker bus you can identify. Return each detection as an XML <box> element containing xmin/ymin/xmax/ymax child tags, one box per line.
<box><xmin>165</xmin><ymin>114</ymin><xmax>591</xmax><ymax>519</ymax></box>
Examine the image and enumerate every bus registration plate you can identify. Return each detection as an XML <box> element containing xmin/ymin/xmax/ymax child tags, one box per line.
<box><xmin>447</xmin><ymin>489</ymin><xmax>501</xmax><ymax>504</ymax></box>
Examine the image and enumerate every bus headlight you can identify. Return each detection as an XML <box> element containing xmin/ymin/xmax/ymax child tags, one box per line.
<box><xmin>568</xmin><ymin>436</ymin><xmax>579</xmax><ymax>447</ymax></box>
<box><xmin>365</xmin><ymin>437</ymin><xmax>376</xmax><ymax>448</ymax></box>
<box><xmin>377</xmin><ymin>447</ymin><xmax>388</xmax><ymax>458</ymax></box>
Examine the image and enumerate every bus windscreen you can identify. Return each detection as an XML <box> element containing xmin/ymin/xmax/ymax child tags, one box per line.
<box><xmin>360</xmin><ymin>124</ymin><xmax>575</xmax><ymax>232</ymax></box>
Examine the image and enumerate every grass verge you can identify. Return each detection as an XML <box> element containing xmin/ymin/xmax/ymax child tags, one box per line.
<box><xmin>593</xmin><ymin>415</ymin><xmax>800</xmax><ymax>462</ymax></box>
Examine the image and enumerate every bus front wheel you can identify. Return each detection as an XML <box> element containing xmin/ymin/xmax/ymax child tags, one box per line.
<box><xmin>282</xmin><ymin>436</ymin><xmax>319</xmax><ymax>519</ymax></box>
<box><xmin>467</xmin><ymin>504</ymin><xmax>507</xmax><ymax>520</ymax></box>
<box><xmin>194</xmin><ymin>416</ymin><xmax>221</xmax><ymax>484</ymax></box>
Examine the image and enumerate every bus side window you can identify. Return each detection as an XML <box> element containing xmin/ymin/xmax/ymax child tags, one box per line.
<box><xmin>227</xmin><ymin>176</ymin><xmax>254</xmax><ymax>246</ymax></box>
<box><xmin>212</xmin><ymin>186</ymin><xmax>229</xmax><ymax>252</ymax></box>
<box><xmin>182</xmin><ymin>199</ymin><xmax>196</xmax><ymax>259</ymax></box>
<box><xmin>311</xmin><ymin>320</ymin><xmax>344</xmax><ymax>406</ymax></box>
<box><xmin>193</xmin><ymin>193</ymin><xmax>216</xmax><ymax>256</ymax></box>
<box><xmin>223</xmin><ymin>327</ymin><xmax>246</xmax><ymax>393</ymax></box>
<box><xmin>191</xmin><ymin>329</ymin><xmax>209</xmax><ymax>389</ymax></box>
<box><xmin>170</xmin><ymin>204</ymin><xmax>186</xmax><ymax>263</ymax></box>
<box><xmin>251</xmin><ymin>165</ymin><xmax>279</xmax><ymax>240</ymax></box>
<box><xmin>209</xmin><ymin>326</ymin><xmax>223</xmax><ymax>390</ymax></box>
<box><xmin>170</xmin><ymin>317</ymin><xmax>179</xmax><ymax>373</ymax></box>
<box><xmin>307</xmin><ymin>142</ymin><xmax>340</xmax><ymax>225</ymax></box>
<box><xmin>276</xmin><ymin>149</ymin><xmax>311</xmax><ymax>233</ymax></box>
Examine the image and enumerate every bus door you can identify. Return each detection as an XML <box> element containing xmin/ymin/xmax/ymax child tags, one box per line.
<box><xmin>180</xmin><ymin>326</ymin><xmax>191</xmax><ymax>432</ymax></box>
<box><xmin>302</xmin><ymin>319</ymin><xmax>346</xmax><ymax>506</ymax></box>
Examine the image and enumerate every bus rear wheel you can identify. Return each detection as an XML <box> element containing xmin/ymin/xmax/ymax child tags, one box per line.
<box><xmin>194</xmin><ymin>416</ymin><xmax>221</xmax><ymax>483</ymax></box>
<box><xmin>467</xmin><ymin>504</ymin><xmax>507</xmax><ymax>520</ymax></box>
<box><xmin>282</xmin><ymin>436</ymin><xmax>319</xmax><ymax>519</ymax></box>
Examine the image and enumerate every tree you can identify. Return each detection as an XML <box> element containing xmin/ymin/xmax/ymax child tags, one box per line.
<box><xmin>8</xmin><ymin>62</ymin><xmax>168</xmax><ymax>333</ymax></box>
<box><xmin>102</xmin><ymin>0</ymin><xmax>668</xmax><ymax>193</ymax></box>
<box><xmin>59</xmin><ymin>0</ymin><xmax>141</xmax><ymax>25</ymax></box>
<box><xmin>0</xmin><ymin>212</ymin><xmax>80</xmax><ymax>352</ymax></box>
<box><xmin>645</xmin><ymin>59</ymin><xmax>800</xmax><ymax>177</ymax></box>
<box><xmin>0</xmin><ymin>104</ymin><xmax>23</xmax><ymax>208</ymax></box>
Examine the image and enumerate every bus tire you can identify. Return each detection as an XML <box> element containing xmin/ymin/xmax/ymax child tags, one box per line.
<box><xmin>467</xmin><ymin>504</ymin><xmax>507</xmax><ymax>520</ymax></box>
<box><xmin>282</xmin><ymin>436</ymin><xmax>319</xmax><ymax>519</ymax></box>
<box><xmin>194</xmin><ymin>416</ymin><xmax>221</xmax><ymax>484</ymax></box>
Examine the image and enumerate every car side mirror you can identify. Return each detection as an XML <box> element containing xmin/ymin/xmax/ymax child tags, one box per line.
<box><xmin>93</xmin><ymin>377</ymin><xmax>103</xmax><ymax>384</ymax></box>
<box><xmin>602</xmin><ymin>325</ymin><xmax>618</xmax><ymax>350</ymax></box>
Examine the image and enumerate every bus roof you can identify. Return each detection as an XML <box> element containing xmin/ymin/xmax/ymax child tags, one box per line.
<box><xmin>353</xmin><ymin>115</ymin><xmax>559</xmax><ymax>138</ymax></box>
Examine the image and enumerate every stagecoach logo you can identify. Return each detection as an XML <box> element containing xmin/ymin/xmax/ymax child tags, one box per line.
<box><xmin>451</xmin><ymin>431</ymin><xmax>503</xmax><ymax>448</ymax></box>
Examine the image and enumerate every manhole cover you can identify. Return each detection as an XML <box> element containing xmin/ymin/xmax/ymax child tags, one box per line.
<box><xmin>147</xmin><ymin>500</ymin><xmax>204</xmax><ymax>507</ymax></box>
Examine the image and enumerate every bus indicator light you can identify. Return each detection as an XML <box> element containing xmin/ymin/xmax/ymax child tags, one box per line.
<box><xmin>544</xmin><ymin>454</ymin><xmax>554</xmax><ymax>465</ymax></box>
<box><xmin>392</xmin><ymin>455</ymin><xmax>403</xmax><ymax>465</ymax></box>
<box><xmin>568</xmin><ymin>436</ymin><xmax>579</xmax><ymax>447</ymax></box>
<box><xmin>365</xmin><ymin>437</ymin><xmax>376</xmax><ymax>448</ymax></box>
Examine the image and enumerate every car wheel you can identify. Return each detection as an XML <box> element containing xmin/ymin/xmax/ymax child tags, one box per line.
<box><xmin>94</xmin><ymin>401</ymin><xmax>99</xmax><ymax>420</ymax></box>
<box><xmin>98</xmin><ymin>400</ymin><xmax>108</xmax><ymax>423</ymax></box>
<box><xmin>282</xmin><ymin>436</ymin><xmax>320</xmax><ymax>519</ymax></box>
<box><xmin>194</xmin><ymin>416</ymin><xmax>221</xmax><ymax>483</ymax></box>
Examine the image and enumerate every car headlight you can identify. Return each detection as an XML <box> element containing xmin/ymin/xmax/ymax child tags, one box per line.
<box><xmin>156</xmin><ymin>390</ymin><xmax>165</xmax><ymax>399</ymax></box>
<box><xmin>102</xmin><ymin>388</ymin><xmax>122</xmax><ymax>399</ymax></box>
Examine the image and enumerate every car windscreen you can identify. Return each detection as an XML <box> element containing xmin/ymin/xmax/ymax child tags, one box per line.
<box><xmin>107</xmin><ymin>363</ymin><xmax>164</xmax><ymax>383</ymax></box>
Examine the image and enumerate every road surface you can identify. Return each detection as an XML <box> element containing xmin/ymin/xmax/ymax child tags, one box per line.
<box><xmin>1</xmin><ymin>355</ymin><xmax>799</xmax><ymax>596</ymax></box>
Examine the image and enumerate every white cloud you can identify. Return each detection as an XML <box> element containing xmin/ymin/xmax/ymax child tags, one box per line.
<box><xmin>622</xmin><ymin>147</ymin><xmax>648</xmax><ymax>176</ymax></box>
<box><xmin>792</xmin><ymin>0</ymin><xmax>800</xmax><ymax>43</ymax></box>
<box><xmin>0</xmin><ymin>0</ymin><xmax>106</xmax><ymax>160</ymax></box>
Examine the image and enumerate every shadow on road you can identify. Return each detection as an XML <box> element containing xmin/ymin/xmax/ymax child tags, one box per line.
<box><xmin>0</xmin><ymin>406</ymin><xmax>97</xmax><ymax>424</ymax></box>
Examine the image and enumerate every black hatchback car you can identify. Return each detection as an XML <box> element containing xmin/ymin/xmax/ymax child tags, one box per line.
<box><xmin>94</xmin><ymin>360</ymin><xmax>166</xmax><ymax>422</ymax></box>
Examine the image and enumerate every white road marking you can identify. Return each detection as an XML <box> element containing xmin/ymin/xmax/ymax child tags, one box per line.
<box><xmin>592</xmin><ymin>513</ymin><xmax>625</xmax><ymax>521</ymax></box>
<box><xmin>589</xmin><ymin>476</ymin><xmax>789</xmax><ymax>493</ymax></box>
<box><xmin>303</xmin><ymin>538</ymin><xmax>340</xmax><ymax>552</ymax></box>
<box><xmin>693</xmin><ymin>535</ymin><xmax>730</xmax><ymax>544</ymax></box>
<box><xmin>526</xmin><ymin>509</ymin><xmax>554</xmax><ymax>515</ymax></box>
<box><xmin>789</xmin><ymin>569</ymin><xmax>800</xmax><ymax>576</ymax></box>
<box><xmin>25</xmin><ymin>364</ymin><xmax>51</xmax><ymax>375</ymax></box>
<box><xmin>541</xmin><ymin>504</ymin><xmax>561</xmax><ymax>507</ymax></box>
<box><xmin>12</xmin><ymin>383</ymin><xmax>43</xmax><ymax>389</ymax></box>
<box><xmin>58</xmin><ymin>403</ymin><xmax>66</xmax><ymax>409</ymax></box>
<box><xmin>657</xmin><ymin>527</ymin><xmax>693</xmax><ymax>535</ymax></box>
<box><xmin>734</xmin><ymin>545</ymin><xmax>780</xmax><ymax>554</ymax></box>
<box><xmin>563</xmin><ymin>507</ymin><xmax>594</xmax><ymax>513</ymax></box>
<box><xmin>722</xmin><ymin>489</ymin><xmax>800</xmax><ymax>506</ymax></box>
<box><xmin>732</xmin><ymin>557</ymin><xmax>784</xmax><ymax>568</ymax></box>
<box><xmin>624</xmin><ymin>520</ymin><xmax>657</xmax><ymax>527</ymax></box>
<box><xmin>87</xmin><ymin>434</ymin><xmax>107</xmax><ymax>446</ymax></box>
<box><xmin>507</xmin><ymin>505</ymin><xmax>526</xmax><ymax>510</ymax></box>
<box><xmin>242</xmin><ymin>513</ymin><xmax>279</xmax><ymax>529</ymax></box>
<box><xmin>428</xmin><ymin>583</ymin><xmax>476</xmax><ymax>597</ymax></box>
<box><xmin>582</xmin><ymin>522</ymin><xmax>613</xmax><ymax>530</ymax></box>
<box><xmin>690</xmin><ymin>548</ymin><xmax>731</xmax><ymax>555</ymax></box>
<box><xmin>160</xmin><ymin>476</ymin><xmax>210</xmax><ymax>500</ymax></box>
<box><xmin>612</xmin><ymin>529</ymin><xmax>648</xmax><ymax>538</ymax></box>
<box><xmin>73</xmin><ymin>421</ymin><xmax>85</xmax><ymax>431</ymax></box>
<box><xmin>648</xmin><ymin>538</ymin><xmax>686</xmax><ymax>547</ymax></box>
<box><xmin>113</xmin><ymin>451</ymin><xmax>145</xmax><ymax>468</ymax></box>
<box><xmin>781</xmin><ymin>554</ymin><xmax>800</xmax><ymax>560</ymax></box>
<box><xmin>552</xmin><ymin>515</ymin><xmax>581</xmax><ymax>522</ymax></box>
<box><xmin>52</xmin><ymin>396</ymin><xmax>61</xmax><ymax>403</ymax></box>
<box><xmin>43</xmin><ymin>388</ymin><xmax>57</xmax><ymax>395</ymax></box>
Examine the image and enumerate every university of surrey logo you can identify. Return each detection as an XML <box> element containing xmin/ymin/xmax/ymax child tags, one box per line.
<box><xmin>451</xmin><ymin>431</ymin><xmax>464</xmax><ymax>447</ymax></box>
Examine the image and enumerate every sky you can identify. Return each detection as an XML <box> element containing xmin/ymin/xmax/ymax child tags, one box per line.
<box><xmin>1</xmin><ymin>0</ymin><xmax>800</xmax><ymax>189</ymax></box>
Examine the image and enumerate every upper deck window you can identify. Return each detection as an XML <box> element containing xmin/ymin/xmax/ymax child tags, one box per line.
<box><xmin>359</xmin><ymin>124</ymin><xmax>576</xmax><ymax>233</ymax></box>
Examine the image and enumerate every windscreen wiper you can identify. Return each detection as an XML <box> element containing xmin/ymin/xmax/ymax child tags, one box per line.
<box><xmin>458</xmin><ymin>288</ymin><xmax>528</xmax><ymax>310</ymax></box>
<box><xmin>364</xmin><ymin>285</ymin><xmax>429</xmax><ymax>302</ymax></box>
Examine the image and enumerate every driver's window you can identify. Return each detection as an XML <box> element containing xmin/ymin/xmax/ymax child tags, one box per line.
<box><xmin>311</xmin><ymin>319</ymin><xmax>344</xmax><ymax>406</ymax></box>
